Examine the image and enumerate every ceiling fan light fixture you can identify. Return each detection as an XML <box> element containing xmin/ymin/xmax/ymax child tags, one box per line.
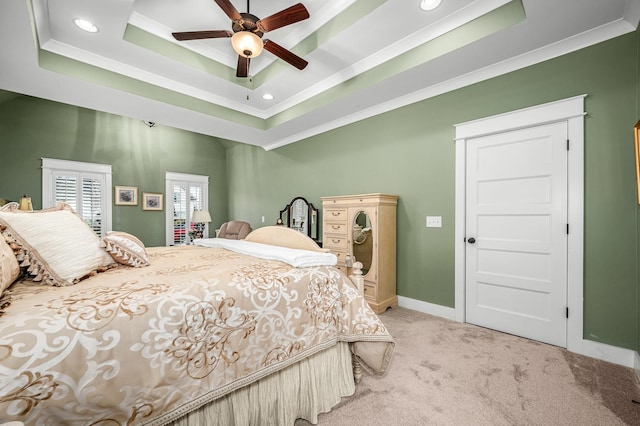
<box><xmin>419</xmin><ymin>0</ymin><xmax>442</xmax><ymax>11</ymax></box>
<box><xmin>172</xmin><ymin>1</ymin><xmax>309</xmax><ymax>76</ymax></box>
<box><xmin>231</xmin><ymin>31</ymin><xmax>263</xmax><ymax>58</ymax></box>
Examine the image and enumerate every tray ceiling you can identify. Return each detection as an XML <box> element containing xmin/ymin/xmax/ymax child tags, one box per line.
<box><xmin>0</xmin><ymin>0</ymin><xmax>638</xmax><ymax>149</ymax></box>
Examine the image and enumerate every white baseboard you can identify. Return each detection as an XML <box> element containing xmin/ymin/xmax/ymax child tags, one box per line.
<box><xmin>574</xmin><ymin>338</ymin><xmax>637</xmax><ymax>369</ymax></box>
<box><xmin>397</xmin><ymin>296</ymin><xmax>456</xmax><ymax>321</ymax></box>
<box><xmin>397</xmin><ymin>295</ymin><xmax>639</xmax><ymax>370</ymax></box>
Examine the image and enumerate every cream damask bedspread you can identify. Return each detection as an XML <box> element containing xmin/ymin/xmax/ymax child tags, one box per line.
<box><xmin>0</xmin><ymin>245</ymin><xmax>394</xmax><ymax>426</ymax></box>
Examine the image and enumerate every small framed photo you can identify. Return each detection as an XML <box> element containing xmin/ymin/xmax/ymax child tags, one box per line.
<box><xmin>115</xmin><ymin>186</ymin><xmax>138</xmax><ymax>206</ymax></box>
<box><xmin>142</xmin><ymin>192</ymin><xmax>163</xmax><ymax>211</ymax></box>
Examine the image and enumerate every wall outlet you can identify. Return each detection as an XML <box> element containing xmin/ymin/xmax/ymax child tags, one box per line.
<box><xmin>426</xmin><ymin>216</ymin><xmax>442</xmax><ymax>228</ymax></box>
<box><xmin>261</xmin><ymin>216</ymin><xmax>265</xmax><ymax>223</ymax></box>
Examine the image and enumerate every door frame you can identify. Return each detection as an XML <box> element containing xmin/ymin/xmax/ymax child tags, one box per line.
<box><xmin>453</xmin><ymin>95</ymin><xmax>585</xmax><ymax>352</ymax></box>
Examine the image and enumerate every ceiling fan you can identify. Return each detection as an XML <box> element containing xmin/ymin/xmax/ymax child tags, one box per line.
<box><xmin>172</xmin><ymin>0</ymin><xmax>310</xmax><ymax>78</ymax></box>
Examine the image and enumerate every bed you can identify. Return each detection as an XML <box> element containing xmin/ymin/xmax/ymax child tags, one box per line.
<box><xmin>0</xmin><ymin>203</ymin><xmax>394</xmax><ymax>426</ymax></box>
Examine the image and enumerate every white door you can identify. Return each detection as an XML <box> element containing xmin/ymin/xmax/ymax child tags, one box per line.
<box><xmin>465</xmin><ymin>122</ymin><xmax>568</xmax><ymax>347</ymax></box>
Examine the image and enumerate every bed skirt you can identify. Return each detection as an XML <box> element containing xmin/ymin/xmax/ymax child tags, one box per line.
<box><xmin>167</xmin><ymin>342</ymin><xmax>355</xmax><ymax>426</ymax></box>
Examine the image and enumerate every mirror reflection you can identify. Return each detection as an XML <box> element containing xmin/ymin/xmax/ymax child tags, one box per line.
<box><xmin>279</xmin><ymin>196</ymin><xmax>320</xmax><ymax>243</ymax></box>
<box><xmin>290</xmin><ymin>198</ymin><xmax>308</xmax><ymax>235</ymax></box>
<box><xmin>352</xmin><ymin>211</ymin><xmax>373</xmax><ymax>275</ymax></box>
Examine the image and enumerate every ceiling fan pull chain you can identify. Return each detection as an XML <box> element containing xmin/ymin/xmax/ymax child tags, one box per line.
<box><xmin>246</xmin><ymin>77</ymin><xmax>253</xmax><ymax>100</ymax></box>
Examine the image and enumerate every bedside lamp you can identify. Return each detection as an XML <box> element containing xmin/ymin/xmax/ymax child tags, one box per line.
<box><xmin>191</xmin><ymin>210</ymin><xmax>212</xmax><ymax>240</ymax></box>
<box><xmin>19</xmin><ymin>195</ymin><xmax>33</xmax><ymax>211</ymax></box>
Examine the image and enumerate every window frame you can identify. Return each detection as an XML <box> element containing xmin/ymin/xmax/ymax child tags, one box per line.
<box><xmin>41</xmin><ymin>158</ymin><xmax>113</xmax><ymax>235</ymax></box>
<box><xmin>165</xmin><ymin>172</ymin><xmax>209</xmax><ymax>246</ymax></box>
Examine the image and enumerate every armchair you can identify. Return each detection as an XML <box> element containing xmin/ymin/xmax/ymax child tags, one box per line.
<box><xmin>217</xmin><ymin>221</ymin><xmax>252</xmax><ymax>240</ymax></box>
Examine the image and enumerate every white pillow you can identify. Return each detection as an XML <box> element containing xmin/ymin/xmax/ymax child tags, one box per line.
<box><xmin>0</xmin><ymin>202</ymin><xmax>115</xmax><ymax>286</ymax></box>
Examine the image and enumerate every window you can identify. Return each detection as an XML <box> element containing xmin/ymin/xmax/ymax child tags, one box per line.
<box><xmin>165</xmin><ymin>172</ymin><xmax>209</xmax><ymax>246</ymax></box>
<box><xmin>42</xmin><ymin>158</ymin><xmax>112</xmax><ymax>236</ymax></box>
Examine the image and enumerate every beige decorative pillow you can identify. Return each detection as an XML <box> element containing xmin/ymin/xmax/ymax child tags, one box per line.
<box><xmin>101</xmin><ymin>231</ymin><xmax>149</xmax><ymax>267</ymax></box>
<box><xmin>0</xmin><ymin>236</ymin><xmax>20</xmax><ymax>295</ymax></box>
<box><xmin>0</xmin><ymin>202</ymin><xmax>19</xmax><ymax>212</ymax></box>
<box><xmin>0</xmin><ymin>202</ymin><xmax>116</xmax><ymax>286</ymax></box>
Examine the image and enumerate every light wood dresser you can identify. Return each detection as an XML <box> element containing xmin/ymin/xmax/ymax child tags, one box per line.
<box><xmin>321</xmin><ymin>193</ymin><xmax>398</xmax><ymax>314</ymax></box>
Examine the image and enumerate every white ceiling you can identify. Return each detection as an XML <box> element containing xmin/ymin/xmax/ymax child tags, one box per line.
<box><xmin>1</xmin><ymin>0</ymin><xmax>639</xmax><ymax>150</ymax></box>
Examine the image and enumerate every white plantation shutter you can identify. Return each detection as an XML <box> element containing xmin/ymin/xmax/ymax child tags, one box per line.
<box><xmin>172</xmin><ymin>183</ymin><xmax>188</xmax><ymax>245</ymax></box>
<box><xmin>165</xmin><ymin>172</ymin><xmax>208</xmax><ymax>246</ymax></box>
<box><xmin>42</xmin><ymin>158</ymin><xmax>112</xmax><ymax>236</ymax></box>
<box><xmin>81</xmin><ymin>176</ymin><xmax>103</xmax><ymax>234</ymax></box>
<box><xmin>190</xmin><ymin>185</ymin><xmax>203</xmax><ymax>211</ymax></box>
<box><xmin>54</xmin><ymin>174</ymin><xmax>77</xmax><ymax>209</ymax></box>
<box><xmin>50</xmin><ymin>172</ymin><xmax>106</xmax><ymax>236</ymax></box>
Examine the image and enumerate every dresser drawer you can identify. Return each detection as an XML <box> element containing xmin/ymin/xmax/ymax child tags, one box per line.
<box><xmin>331</xmin><ymin>250</ymin><xmax>349</xmax><ymax>266</ymax></box>
<box><xmin>363</xmin><ymin>283</ymin><xmax>377</xmax><ymax>300</ymax></box>
<box><xmin>334</xmin><ymin>265</ymin><xmax>347</xmax><ymax>275</ymax></box>
<box><xmin>324</xmin><ymin>235</ymin><xmax>348</xmax><ymax>250</ymax></box>
<box><xmin>324</xmin><ymin>209</ymin><xmax>348</xmax><ymax>222</ymax></box>
<box><xmin>325</xmin><ymin>222</ymin><xmax>347</xmax><ymax>235</ymax></box>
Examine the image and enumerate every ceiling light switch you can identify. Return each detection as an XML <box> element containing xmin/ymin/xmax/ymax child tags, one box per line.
<box><xmin>426</xmin><ymin>216</ymin><xmax>442</xmax><ymax>228</ymax></box>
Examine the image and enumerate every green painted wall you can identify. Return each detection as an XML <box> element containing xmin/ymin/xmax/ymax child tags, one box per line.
<box><xmin>0</xmin><ymin>97</ymin><xmax>229</xmax><ymax>247</ymax></box>
<box><xmin>0</xmin><ymin>31</ymin><xmax>639</xmax><ymax>353</ymax></box>
<box><xmin>226</xmin><ymin>32</ymin><xmax>640</xmax><ymax>352</ymax></box>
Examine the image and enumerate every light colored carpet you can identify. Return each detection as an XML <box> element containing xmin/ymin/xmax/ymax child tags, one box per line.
<box><xmin>297</xmin><ymin>307</ymin><xmax>640</xmax><ymax>425</ymax></box>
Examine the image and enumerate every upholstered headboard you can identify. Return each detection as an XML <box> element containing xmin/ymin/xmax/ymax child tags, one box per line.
<box><xmin>244</xmin><ymin>226</ymin><xmax>329</xmax><ymax>252</ymax></box>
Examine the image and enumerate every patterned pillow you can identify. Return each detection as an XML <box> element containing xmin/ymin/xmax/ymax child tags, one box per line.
<box><xmin>0</xmin><ymin>202</ymin><xmax>116</xmax><ymax>286</ymax></box>
<box><xmin>0</xmin><ymin>235</ymin><xmax>20</xmax><ymax>295</ymax></box>
<box><xmin>101</xmin><ymin>231</ymin><xmax>149</xmax><ymax>267</ymax></box>
<box><xmin>0</xmin><ymin>203</ymin><xmax>25</xmax><ymax>262</ymax></box>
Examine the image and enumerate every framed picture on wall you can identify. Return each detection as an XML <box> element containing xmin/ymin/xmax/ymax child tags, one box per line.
<box><xmin>635</xmin><ymin>120</ymin><xmax>640</xmax><ymax>204</ymax></box>
<box><xmin>114</xmin><ymin>186</ymin><xmax>138</xmax><ymax>206</ymax></box>
<box><xmin>142</xmin><ymin>192</ymin><xmax>163</xmax><ymax>211</ymax></box>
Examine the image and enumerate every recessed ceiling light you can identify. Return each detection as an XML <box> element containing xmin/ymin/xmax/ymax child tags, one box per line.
<box><xmin>262</xmin><ymin>93</ymin><xmax>274</xmax><ymax>100</ymax></box>
<box><xmin>73</xmin><ymin>18</ymin><xmax>99</xmax><ymax>33</ymax></box>
<box><xmin>420</xmin><ymin>0</ymin><xmax>442</xmax><ymax>11</ymax></box>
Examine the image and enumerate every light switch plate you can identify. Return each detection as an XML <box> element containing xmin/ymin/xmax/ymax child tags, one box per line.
<box><xmin>426</xmin><ymin>216</ymin><xmax>442</xmax><ymax>228</ymax></box>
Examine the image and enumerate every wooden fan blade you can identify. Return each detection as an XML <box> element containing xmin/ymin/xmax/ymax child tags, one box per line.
<box><xmin>258</xmin><ymin>3</ymin><xmax>309</xmax><ymax>32</ymax></box>
<box><xmin>214</xmin><ymin>0</ymin><xmax>242</xmax><ymax>21</ymax></box>
<box><xmin>172</xmin><ymin>30</ymin><xmax>233</xmax><ymax>41</ymax></box>
<box><xmin>236</xmin><ymin>56</ymin><xmax>250</xmax><ymax>78</ymax></box>
<box><xmin>263</xmin><ymin>40</ymin><xmax>308</xmax><ymax>70</ymax></box>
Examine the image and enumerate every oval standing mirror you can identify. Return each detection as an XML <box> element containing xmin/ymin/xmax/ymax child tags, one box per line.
<box><xmin>352</xmin><ymin>211</ymin><xmax>373</xmax><ymax>275</ymax></box>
